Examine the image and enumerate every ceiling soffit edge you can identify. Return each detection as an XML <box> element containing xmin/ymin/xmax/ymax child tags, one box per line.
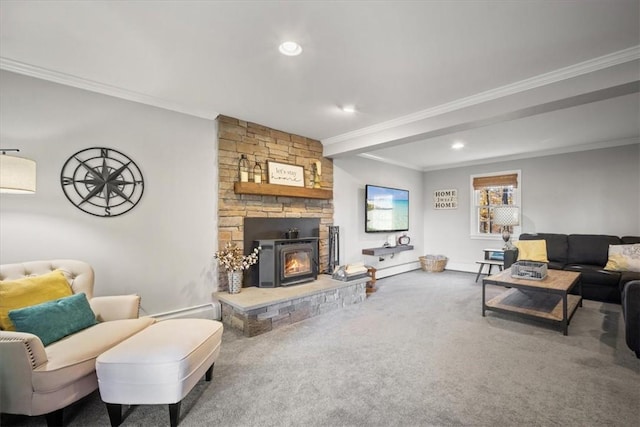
<box><xmin>402</xmin><ymin>137</ymin><xmax>639</xmax><ymax>173</ymax></box>
<box><xmin>322</xmin><ymin>45</ymin><xmax>640</xmax><ymax>147</ymax></box>
<box><xmin>0</xmin><ymin>57</ymin><xmax>219</xmax><ymax>120</ymax></box>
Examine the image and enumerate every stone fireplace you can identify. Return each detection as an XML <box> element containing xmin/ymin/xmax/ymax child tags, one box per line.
<box><xmin>215</xmin><ymin>116</ymin><xmax>366</xmax><ymax>337</ymax></box>
<box><xmin>217</xmin><ymin>115</ymin><xmax>333</xmax><ymax>291</ymax></box>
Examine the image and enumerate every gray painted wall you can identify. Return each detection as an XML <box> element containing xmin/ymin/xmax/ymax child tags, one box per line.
<box><xmin>2</xmin><ymin>71</ymin><xmax>638</xmax><ymax>313</ymax></box>
<box><xmin>333</xmin><ymin>157</ymin><xmax>424</xmax><ymax>278</ymax></box>
<box><xmin>0</xmin><ymin>71</ymin><xmax>218</xmax><ymax>316</ymax></box>
<box><xmin>422</xmin><ymin>144</ymin><xmax>640</xmax><ymax>272</ymax></box>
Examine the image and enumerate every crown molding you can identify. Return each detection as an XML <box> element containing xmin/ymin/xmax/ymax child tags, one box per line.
<box><xmin>0</xmin><ymin>57</ymin><xmax>218</xmax><ymax>120</ymax></box>
<box><xmin>323</xmin><ymin>45</ymin><xmax>640</xmax><ymax>146</ymax></box>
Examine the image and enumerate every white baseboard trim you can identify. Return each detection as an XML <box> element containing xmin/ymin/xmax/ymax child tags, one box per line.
<box><xmin>444</xmin><ymin>261</ymin><xmax>479</xmax><ymax>274</ymax></box>
<box><xmin>150</xmin><ymin>302</ymin><xmax>221</xmax><ymax>321</ymax></box>
<box><xmin>375</xmin><ymin>261</ymin><xmax>421</xmax><ymax>279</ymax></box>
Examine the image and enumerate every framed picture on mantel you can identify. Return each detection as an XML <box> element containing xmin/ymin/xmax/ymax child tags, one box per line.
<box><xmin>267</xmin><ymin>161</ymin><xmax>305</xmax><ymax>187</ymax></box>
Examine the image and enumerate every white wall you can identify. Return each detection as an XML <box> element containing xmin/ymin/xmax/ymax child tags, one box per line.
<box><xmin>422</xmin><ymin>144</ymin><xmax>640</xmax><ymax>272</ymax></box>
<box><xmin>0</xmin><ymin>71</ymin><xmax>219</xmax><ymax>316</ymax></box>
<box><xmin>333</xmin><ymin>156</ymin><xmax>424</xmax><ymax>278</ymax></box>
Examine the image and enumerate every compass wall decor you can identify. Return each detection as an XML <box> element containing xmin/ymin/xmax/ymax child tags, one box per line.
<box><xmin>60</xmin><ymin>147</ymin><xmax>145</xmax><ymax>217</ymax></box>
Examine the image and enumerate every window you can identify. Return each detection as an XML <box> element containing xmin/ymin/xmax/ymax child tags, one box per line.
<box><xmin>470</xmin><ymin>170</ymin><xmax>520</xmax><ymax>238</ymax></box>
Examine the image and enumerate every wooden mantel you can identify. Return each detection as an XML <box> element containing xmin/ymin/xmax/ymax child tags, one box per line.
<box><xmin>234</xmin><ymin>182</ymin><xmax>333</xmax><ymax>200</ymax></box>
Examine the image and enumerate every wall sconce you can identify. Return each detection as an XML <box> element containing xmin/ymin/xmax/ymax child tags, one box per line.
<box><xmin>493</xmin><ymin>205</ymin><xmax>519</xmax><ymax>249</ymax></box>
<box><xmin>0</xmin><ymin>149</ymin><xmax>37</xmax><ymax>194</ymax></box>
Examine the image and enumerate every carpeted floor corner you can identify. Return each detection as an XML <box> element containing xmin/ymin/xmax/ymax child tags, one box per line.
<box><xmin>4</xmin><ymin>270</ymin><xmax>638</xmax><ymax>426</ymax></box>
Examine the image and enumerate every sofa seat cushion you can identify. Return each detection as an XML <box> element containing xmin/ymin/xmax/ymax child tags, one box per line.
<box><xmin>547</xmin><ymin>261</ymin><xmax>566</xmax><ymax>271</ymax></box>
<box><xmin>619</xmin><ymin>271</ymin><xmax>640</xmax><ymax>293</ymax></box>
<box><xmin>32</xmin><ymin>317</ymin><xmax>155</xmax><ymax>393</ymax></box>
<box><xmin>564</xmin><ymin>264</ymin><xmax>621</xmax><ymax>288</ymax></box>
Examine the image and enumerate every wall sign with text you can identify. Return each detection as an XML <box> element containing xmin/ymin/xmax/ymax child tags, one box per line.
<box><xmin>267</xmin><ymin>161</ymin><xmax>305</xmax><ymax>187</ymax></box>
<box><xmin>433</xmin><ymin>189</ymin><xmax>458</xmax><ymax>209</ymax></box>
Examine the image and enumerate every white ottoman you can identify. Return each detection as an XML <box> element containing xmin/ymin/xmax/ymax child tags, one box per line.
<box><xmin>96</xmin><ymin>319</ymin><xmax>224</xmax><ymax>427</ymax></box>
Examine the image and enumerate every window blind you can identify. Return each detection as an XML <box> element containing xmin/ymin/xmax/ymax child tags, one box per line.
<box><xmin>473</xmin><ymin>173</ymin><xmax>518</xmax><ymax>189</ymax></box>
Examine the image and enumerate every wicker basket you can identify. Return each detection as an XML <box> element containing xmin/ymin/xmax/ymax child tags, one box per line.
<box><xmin>419</xmin><ymin>255</ymin><xmax>448</xmax><ymax>272</ymax></box>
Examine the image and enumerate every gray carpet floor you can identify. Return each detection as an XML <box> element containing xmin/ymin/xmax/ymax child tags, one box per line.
<box><xmin>4</xmin><ymin>270</ymin><xmax>639</xmax><ymax>426</ymax></box>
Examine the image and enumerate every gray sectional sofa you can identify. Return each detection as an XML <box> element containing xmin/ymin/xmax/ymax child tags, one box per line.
<box><xmin>505</xmin><ymin>233</ymin><xmax>640</xmax><ymax>303</ymax></box>
<box><xmin>504</xmin><ymin>233</ymin><xmax>640</xmax><ymax>358</ymax></box>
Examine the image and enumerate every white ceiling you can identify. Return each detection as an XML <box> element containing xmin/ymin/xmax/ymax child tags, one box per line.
<box><xmin>1</xmin><ymin>1</ymin><xmax>638</xmax><ymax>170</ymax></box>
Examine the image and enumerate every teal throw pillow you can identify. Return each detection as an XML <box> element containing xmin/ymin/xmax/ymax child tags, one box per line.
<box><xmin>9</xmin><ymin>292</ymin><xmax>97</xmax><ymax>346</ymax></box>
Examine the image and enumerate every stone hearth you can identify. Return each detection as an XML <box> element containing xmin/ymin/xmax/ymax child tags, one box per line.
<box><xmin>215</xmin><ymin>275</ymin><xmax>368</xmax><ymax>337</ymax></box>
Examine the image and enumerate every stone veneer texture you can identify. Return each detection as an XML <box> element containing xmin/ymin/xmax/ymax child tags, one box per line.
<box><xmin>217</xmin><ymin>115</ymin><xmax>334</xmax><ymax>288</ymax></box>
<box><xmin>220</xmin><ymin>282</ymin><xmax>366</xmax><ymax>337</ymax></box>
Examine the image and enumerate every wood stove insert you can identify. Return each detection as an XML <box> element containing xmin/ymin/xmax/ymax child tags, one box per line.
<box><xmin>254</xmin><ymin>238</ymin><xmax>319</xmax><ymax>287</ymax></box>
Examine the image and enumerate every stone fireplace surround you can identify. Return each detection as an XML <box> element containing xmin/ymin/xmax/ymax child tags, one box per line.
<box><xmin>215</xmin><ymin>116</ymin><xmax>368</xmax><ymax>336</ymax></box>
<box><xmin>216</xmin><ymin>115</ymin><xmax>333</xmax><ymax>291</ymax></box>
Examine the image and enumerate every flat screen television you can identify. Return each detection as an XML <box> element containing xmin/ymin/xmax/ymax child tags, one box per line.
<box><xmin>365</xmin><ymin>184</ymin><xmax>409</xmax><ymax>233</ymax></box>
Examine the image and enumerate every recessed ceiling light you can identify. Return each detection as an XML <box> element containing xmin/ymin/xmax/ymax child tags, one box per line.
<box><xmin>451</xmin><ymin>142</ymin><xmax>465</xmax><ymax>150</ymax></box>
<box><xmin>279</xmin><ymin>41</ymin><xmax>302</xmax><ymax>56</ymax></box>
<box><xmin>341</xmin><ymin>105</ymin><xmax>356</xmax><ymax>113</ymax></box>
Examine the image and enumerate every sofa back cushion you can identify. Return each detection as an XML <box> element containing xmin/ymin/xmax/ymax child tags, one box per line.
<box><xmin>519</xmin><ymin>233</ymin><xmax>568</xmax><ymax>264</ymax></box>
<box><xmin>621</xmin><ymin>236</ymin><xmax>640</xmax><ymax>244</ymax></box>
<box><xmin>568</xmin><ymin>234</ymin><xmax>621</xmax><ymax>266</ymax></box>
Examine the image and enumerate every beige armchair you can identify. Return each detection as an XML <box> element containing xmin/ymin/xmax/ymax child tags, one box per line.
<box><xmin>0</xmin><ymin>260</ymin><xmax>155</xmax><ymax>426</ymax></box>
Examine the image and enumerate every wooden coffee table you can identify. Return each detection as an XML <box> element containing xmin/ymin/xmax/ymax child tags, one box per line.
<box><xmin>482</xmin><ymin>268</ymin><xmax>582</xmax><ymax>335</ymax></box>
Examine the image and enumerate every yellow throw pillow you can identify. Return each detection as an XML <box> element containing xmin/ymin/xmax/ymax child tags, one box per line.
<box><xmin>515</xmin><ymin>240</ymin><xmax>549</xmax><ymax>263</ymax></box>
<box><xmin>605</xmin><ymin>244</ymin><xmax>640</xmax><ymax>272</ymax></box>
<box><xmin>0</xmin><ymin>270</ymin><xmax>73</xmax><ymax>331</ymax></box>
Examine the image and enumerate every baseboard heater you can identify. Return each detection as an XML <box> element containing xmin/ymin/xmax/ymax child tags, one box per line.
<box><xmin>150</xmin><ymin>302</ymin><xmax>221</xmax><ymax>321</ymax></box>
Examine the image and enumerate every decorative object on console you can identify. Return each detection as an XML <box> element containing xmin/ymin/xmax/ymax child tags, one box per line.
<box><xmin>214</xmin><ymin>242</ymin><xmax>261</xmax><ymax>294</ymax></box>
<box><xmin>227</xmin><ymin>271</ymin><xmax>242</xmax><ymax>294</ymax></box>
<box><xmin>312</xmin><ymin>160</ymin><xmax>322</xmax><ymax>189</ymax></box>
<box><xmin>253</xmin><ymin>157</ymin><xmax>262</xmax><ymax>183</ymax></box>
<box><xmin>267</xmin><ymin>160</ymin><xmax>305</xmax><ymax>187</ymax></box>
<box><xmin>60</xmin><ymin>147</ymin><xmax>144</xmax><ymax>217</ymax></box>
<box><xmin>492</xmin><ymin>205</ymin><xmax>519</xmax><ymax>249</ymax></box>
<box><xmin>0</xmin><ymin>148</ymin><xmax>36</xmax><ymax>194</ymax></box>
<box><xmin>385</xmin><ymin>234</ymin><xmax>397</xmax><ymax>247</ymax></box>
<box><xmin>238</xmin><ymin>154</ymin><xmax>250</xmax><ymax>182</ymax></box>
<box><xmin>398</xmin><ymin>234</ymin><xmax>411</xmax><ymax>245</ymax></box>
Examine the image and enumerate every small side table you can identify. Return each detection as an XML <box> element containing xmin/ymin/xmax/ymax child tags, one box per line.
<box><xmin>475</xmin><ymin>248</ymin><xmax>505</xmax><ymax>282</ymax></box>
<box><xmin>366</xmin><ymin>266</ymin><xmax>377</xmax><ymax>295</ymax></box>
